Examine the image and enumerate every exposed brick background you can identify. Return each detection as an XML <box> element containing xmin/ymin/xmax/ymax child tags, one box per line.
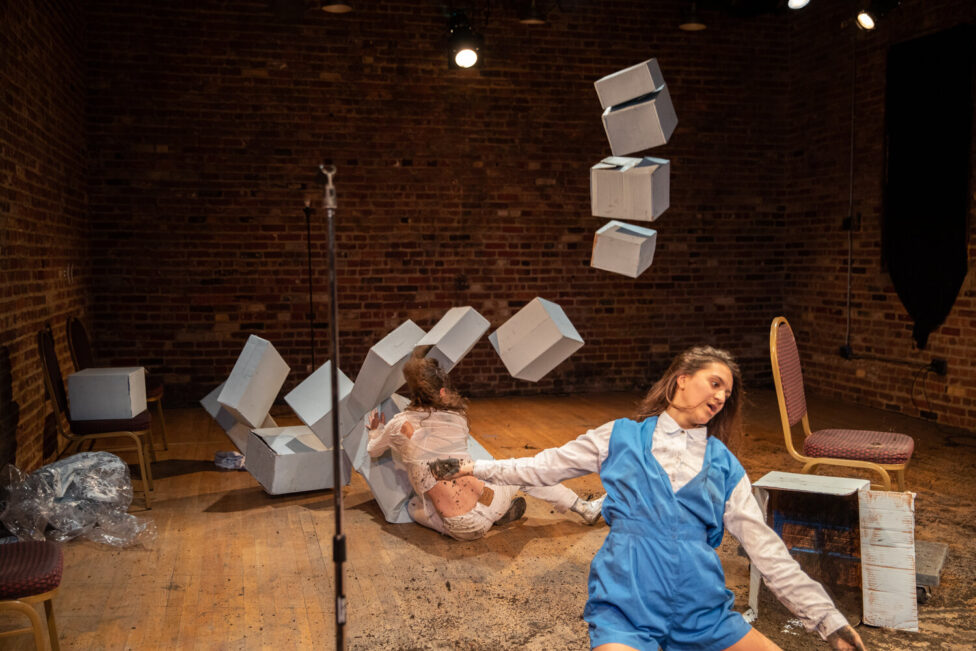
<box><xmin>2</xmin><ymin>0</ymin><xmax>974</xmax><ymax>471</ymax></box>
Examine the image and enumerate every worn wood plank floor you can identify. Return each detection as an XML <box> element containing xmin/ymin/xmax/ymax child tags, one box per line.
<box><xmin>2</xmin><ymin>390</ymin><xmax>974</xmax><ymax>650</ymax></box>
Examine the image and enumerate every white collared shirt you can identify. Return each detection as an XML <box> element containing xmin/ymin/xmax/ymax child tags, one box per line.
<box><xmin>472</xmin><ymin>411</ymin><xmax>848</xmax><ymax>640</ymax></box>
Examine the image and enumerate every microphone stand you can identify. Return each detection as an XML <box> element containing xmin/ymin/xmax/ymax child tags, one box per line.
<box><xmin>319</xmin><ymin>164</ymin><xmax>346</xmax><ymax>650</ymax></box>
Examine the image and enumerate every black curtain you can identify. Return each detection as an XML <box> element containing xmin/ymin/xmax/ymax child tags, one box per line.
<box><xmin>882</xmin><ymin>24</ymin><xmax>974</xmax><ymax>349</ymax></box>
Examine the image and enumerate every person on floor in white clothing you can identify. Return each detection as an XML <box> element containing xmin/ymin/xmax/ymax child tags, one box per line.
<box><xmin>431</xmin><ymin>345</ymin><xmax>866</xmax><ymax>651</ymax></box>
<box><xmin>367</xmin><ymin>346</ymin><xmax>604</xmax><ymax>542</ymax></box>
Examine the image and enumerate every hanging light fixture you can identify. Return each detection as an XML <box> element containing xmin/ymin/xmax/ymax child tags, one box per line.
<box><xmin>678</xmin><ymin>2</ymin><xmax>706</xmax><ymax>32</ymax></box>
<box><xmin>448</xmin><ymin>10</ymin><xmax>483</xmax><ymax>69</ymax></box>
<box><xmin>787</xmin><ymin>0</ymin><xmax>811</xmax><ymax>9</ymax></box>
<box><xmin>321</xmin><ymin>2</ymin><xmax>352</xmax><ymax>12</ymax></box>
<box><xmin>519</xmin><ymin>0</ymin><xmax>548</xmax><ymax>25</ymax></box>
<box><xmin>856</xmin><ymin>0</ymin><xmax>901</xmax><ymax>31</ymax></box>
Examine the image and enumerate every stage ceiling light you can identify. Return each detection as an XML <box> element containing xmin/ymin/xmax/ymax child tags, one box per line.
<box><xmin>519</xmin><ymin>0</ymin><xmax>548</xmax><ymax>25</ymax></box>
<box><xmin>448</xmin><ymin>10</ymin><xmax>483</xmax><ymax>69</ymax></box>
<box><xmin>678</xmin><ymin>2</ymin><xmax>706</xmax><ymax>32</ymax></box>
<box><xmin>788</xmin><ymin>0</ymin><xmax>810</xmax><ymax>9</ymax></box>
<box><xmin>321</xmin><ymin>2</ymin><xmax>352</xmax><ymax>12</ymax></box>
<box><xmin>856</xmin><ymin>0</ymin><xmax>901</xmax><ymax>30</ymax></box>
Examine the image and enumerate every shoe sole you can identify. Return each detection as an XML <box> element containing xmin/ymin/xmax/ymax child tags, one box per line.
<box><xmin>494</xmin><ymin>496</ymin><xmax>526</xmax><ymax>525</ymax></box>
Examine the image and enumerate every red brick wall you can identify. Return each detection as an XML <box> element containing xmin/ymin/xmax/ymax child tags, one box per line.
<box><xmin>784</xmin><ymin>0</ymin><xmax>976</xmax><ymax>429</ymax></box>
<box><xmin>83</xmin><ymin>1</ymin><xmax>792</xmax><ymax>407</ymax></box>
<box><xmin>1</xmin><ymin>1</ymin><xmax>89</xmax><ymax>470</ymax></box>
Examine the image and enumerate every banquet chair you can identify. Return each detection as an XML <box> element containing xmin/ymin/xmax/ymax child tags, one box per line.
<box><xmin>37</xmin><ymin>326</ymin><xmax>154</xmax><ymax>508</ymax></box>
<box><xmin>769</xmin><ymin>316</ymin><xmax>914</xmax><ymax>491</ymax></box>
<box><xmin>67</xmin><ymin>316</ymin><xmax>168</xmax><ymax>451</ymax></box>
<box><xmin>0</xmin><ymin>540</ymin><xmax>63</xmax><ymax>650</ymax></box>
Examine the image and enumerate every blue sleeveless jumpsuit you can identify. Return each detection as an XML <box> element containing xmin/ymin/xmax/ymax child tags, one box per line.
<box><xmin>584</xmin><ymin>417</ymin><xmax>752</xmax><ymax>650</ymax></box>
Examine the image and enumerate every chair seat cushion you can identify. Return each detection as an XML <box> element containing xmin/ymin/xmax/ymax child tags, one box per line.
<box><xmin>70</xmin><ymin>409</ymin><xmax>152</xmax><ymax>436</ymax></box>
<box><xmin>0</xmin><ymin>541</ymin><xmax>63</xmax><ymax>598</ymax></box>
<box><xmin>805</xmin><ymin>428</ymin><xmax>914</xmax><ymax>465</ymax></box>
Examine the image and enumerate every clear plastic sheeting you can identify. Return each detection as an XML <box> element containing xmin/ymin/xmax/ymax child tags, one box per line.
<box><xmin>0</xmin><ymin>452</ymin><xmax>156</xmax><ymax>547</ymax></box>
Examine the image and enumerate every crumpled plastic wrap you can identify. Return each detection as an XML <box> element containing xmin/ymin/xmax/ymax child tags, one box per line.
<box><xmin>0</xmin><ymin>451</ymin><xmax>157</xmax><ymax>547</ymax></box>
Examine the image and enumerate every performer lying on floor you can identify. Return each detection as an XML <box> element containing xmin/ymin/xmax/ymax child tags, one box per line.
<box><xmin>430</xmin><ymin>345</ymin><xmax>866</xmax><ymax>650</ymax></box>
<box><xmin>367</xmin><ymin>346</ymin><xmax>605</xmax><ymax>542</ymax></box>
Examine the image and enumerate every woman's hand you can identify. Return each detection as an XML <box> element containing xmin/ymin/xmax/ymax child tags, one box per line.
<box><xmin>429</xmin><ymin>458</ymin><xmax>474</xmax><ymax>480</ymax></box>
<box><xmin>827</xmin><ymin>625</ymin><xmax>865</xmax><ymax>651</ymax></box>
<box><xmin>368</xmin><ymin>410</ymin><xmax>386</xmax><ymax>431</ymax></box>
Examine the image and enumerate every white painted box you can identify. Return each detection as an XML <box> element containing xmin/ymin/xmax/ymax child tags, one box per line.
<box><xmin>347</xmin><ymin>320</ymin><xmax>427</xmax><ymax>418</ymax></box>
<box><xmin>202</xmin><ymin>381</ymin><xmax>276</xmax><ymax>453</ymax></box>
<box><xmin>591</xmin><ymin>156</ymin><xmax>670</xmax><ymax>222</ymax></box>
<box><xmin>488</xmin><ymin>297</ymin><xmax>584</xmax><ymax>382</ymax></box>
<box><xmin>67</xmin><ymin>367</ymin><xmax>147</xmax><ymax>421</ymax></box>
<box><xmin>747</xmin><ymin>471</ymin><xmax>918</xmax><ymax>632</ymax></box>
<box><xmin>246</xmin><ymin>425</ymin><xmax>351</xmax><ymax>495</ymax></box>
<box><xmin>591</xmin><ymin>220</ymin><xmax>658</xmax><ymax>279</ymax></box>
<box><xmin>417</xmin><ymin>307</ymin><xmax>490</xmax><ymax>372</ymax></box>
<box><xmin>601</xmin><ymin>84</ymin><xmax>678</xmax><ymax>156</ymax></box>
<box><xmin>285</xmin><ymin>361</ymin><xmax>357</xmax><ymax>448</ymax></box>
<box><xmin>594</xmin><ymin>58</ymin><xmax>667</xmax><ymax>110</ymax></box>
<box><xmin>217</xmin><ymin>335</ymin><xmax>290</xmax><ymax>429</ymax></box>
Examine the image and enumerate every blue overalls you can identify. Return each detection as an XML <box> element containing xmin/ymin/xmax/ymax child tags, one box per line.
<box><xmin>584</xmin><ymin>417</ymin><xmax>752</xmax><ymax>650</ymax></box>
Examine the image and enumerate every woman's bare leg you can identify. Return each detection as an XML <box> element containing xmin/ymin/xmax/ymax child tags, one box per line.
<box><xmin>723</xmin><ymin>627</ymin><xmax>782</xmax><ymax>651</ymax></box>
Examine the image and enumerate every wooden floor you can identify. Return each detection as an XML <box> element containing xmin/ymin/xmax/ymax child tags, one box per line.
<box><xmin>2</xmin><ymin>390</ymin><xmax>974</xmax><ymax>650</ymax></box>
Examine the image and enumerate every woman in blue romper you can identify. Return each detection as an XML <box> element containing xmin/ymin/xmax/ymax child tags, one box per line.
<box><xmin>431</xmin><ymin>346</ymin><xmax>866</xmax><ymax>651</ymax></box>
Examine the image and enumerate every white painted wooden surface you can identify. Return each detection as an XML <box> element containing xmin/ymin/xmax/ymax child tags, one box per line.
<box><xmin>859</xmin><ymin>490</ymin><xmax>918</xmax><ymax>632</ymax></box>
<box><xmin>753</xmin><ymin>471</ymin><xmax>869</xmax><ymax>496</ymax></box>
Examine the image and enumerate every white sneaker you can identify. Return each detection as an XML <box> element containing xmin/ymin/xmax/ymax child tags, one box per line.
<box><xmin>573</xmin><ymin>494</ymin><xmax>606</xmax><ymax>525</ymax></box>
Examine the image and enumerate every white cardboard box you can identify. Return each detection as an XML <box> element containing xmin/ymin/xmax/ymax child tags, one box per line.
<box><xmin>347</xmin><ymin>320</ymin><xmax>426</xmax><ymax>418</ymax></box>
<box><xmin>488</xmin><ymin>297</ymin><xmax>584</xmax><ymax>382</ymax></box>
<box><xmin>67</xmin><ymin>367</ymin><xmax>147</xmax><ymax>421</ymax></box>
<box><xmin>591</xmin><ymin>220</ymin><xmax>658</xmax><ymax>278</ymax></box>
<box><xmin>416</xmin><ymin>307</ymin><xmax>490</xmax><ymax>373</ymax></box>
<box><xmin>601</xmin><ymin>84</ymin><xmax>678</xmax><ymax>156</ymax></box>
<box><xmin>358</xmin><ymin>394</ymin><xmax>415</xmax><ymax>524</ymax></box>
<box><xmin>747</xmin><ymin>472</ymin><xmax>918</xmax><ymax>632</ymax></box>
<box><xmin>284</xmin><ymin>361</ymin><xmax>357</xmax><ymax>448</ymax></box>
<box><xmin>590</xmin><ymin>156</ymin><xmax>670</xmax><ymax>222</ymax></box>
<box><xmin>594</xmin><ymin>58</ymin><xmax>667</xmax><ymax>110</ymax></box>
<box><xmin>201</xmin><ymin>381</ymin><xmax>276</xmax><ymax>453</ymax></box>
<box><xmin>217</xmin><ymin>335</ymin><xmax>290</xmax><ymax>429</ymax></box>
<box><xmin>246</xmin><ymin>425</ymin><xmax>351</xmax><ymax>495</ymax></box>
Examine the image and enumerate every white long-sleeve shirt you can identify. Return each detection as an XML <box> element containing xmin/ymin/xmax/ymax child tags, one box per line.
<box><xmin>472</xmin><ymin>411</ymin><xmax>848</xmax><ymax>640</ymax></box>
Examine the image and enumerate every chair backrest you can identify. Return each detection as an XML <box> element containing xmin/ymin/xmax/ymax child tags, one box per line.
<box><xmin>66</xmin><ymin>316</ymin><xmax>95</xmax><ymax>371</ymax></box>
<box><xmin>769</xmin><ymin>316</ymin><xmax>808</xmax><ymax>427</ymax></box>
<box><xmin>37</xmin><ymin>326</ymin><xmax>70</xmax><ymax>429</ymax></box>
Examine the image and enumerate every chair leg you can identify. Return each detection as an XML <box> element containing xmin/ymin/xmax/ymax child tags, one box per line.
<box><xmin>43</xmin><ymin>597</ymin><xmax>60</xmax><ymax>651</ymax></box>
<box><xmin>129</xmin><ymin>434</ymin><xmax>152</xmax><ymax>510</ymax></box>
<box><xmin>0</xmin><ymin>600</ymin><xmax>46</xmax><ymax>650</ymax></box>
<box><xmin>895</xmin><ymin>468</ymin><xmax>906</xmax><ymax>492</ymax></box>
<box><xmin>152</xmin><ymin>398</ymin><xmax>169</xmax><ymax>451</ymax></box>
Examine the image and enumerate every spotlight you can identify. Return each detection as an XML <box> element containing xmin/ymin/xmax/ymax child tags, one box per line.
<box><xmin>856</xmin><ymin>0</ymin><xmax>901</xmax><ymax>31</ymax></box>
<box><xmin>448</xmin><ymin>10</ymin><xmax>483</xmax><ymax>69</ymax></box>
<box><xmin>787</xmin><ymin>0</ymin><xmax>810</xmax><ymax>9</ymax></box>
<box><xmin>678</xmin><ymin>2</ymin><xmax>706</xmax><ymax>32</ymax></box>
<box><xmin>321</xmin><ymin>1</ymin><xmax>352</xmax><ymax>12</ymax></box>
<box><xmin>518</xmin><ymin>0</ymin><xmax>548</xmax><ymax>25</ymax></box>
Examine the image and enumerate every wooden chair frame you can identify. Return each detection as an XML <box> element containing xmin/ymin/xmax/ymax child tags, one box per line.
<box><xmin>37</xmin><ymin>327</ymin><xmax>154</xmax><ymax>508</ymax></box>
<box><xmin>66</xmin><ymin>316</ymin><xmax>168</xmax><ymax>451</ymax></box>
<box><xmin>0</xmin><ymin>586</ymin><xmax>60</xmax><ymax>651</ymax></box>
<box><xmin>769</xmin><ymin>316</ymin><xmax>908</xmax><ymax>491</ymax></box>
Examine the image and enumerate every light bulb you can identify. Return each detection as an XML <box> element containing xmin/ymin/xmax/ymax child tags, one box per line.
<box><xmin>455</xmin><ymin>49</ymin><xmax>478</xmax><ymax>68</ymax></box>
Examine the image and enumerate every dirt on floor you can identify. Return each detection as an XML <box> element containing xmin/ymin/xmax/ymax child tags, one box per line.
<box><xmin>344</xmin><ymin>392</ymin><xmax>976</xmax><ymax>651</ymax></box>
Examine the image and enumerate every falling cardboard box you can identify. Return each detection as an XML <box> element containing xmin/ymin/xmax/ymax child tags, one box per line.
<box><xmin>417</xmin><ymin>306</ymin><xmax>490</xmax><ymax>373</ymax></box>
<box><xmin>594</xmin><ymin>58</ymin><xmax>667</xmax><ymax>110</ymax></box>
<box><xmin>591</xmin><ymin>220</ymin><xmax>658</xmax><ymax>279</ymax></box>
<box><xmin>67</xmin><ymin>367</ymin><xmax>147</xmax><ymax>421</ymax></box>
<box><xmin>201</xmin><ymin>381</ymin><xmax>276</xmax><ymax>454</ymax></box>
<box><xmin>591</xmin><ymin>156</ymin><xmax>669</xmax><ymax>222</ymax></box>
<box><xmin>489</xmin><ymin>297</ymin><xmax>584</xmax><ymax>382</ymax></box>
<box><xmin>217</xmin><ymin>335</ymin><xmax>290</xmax><ymax>429</ymax></box>
<box><xmin>601</xmin><ymin>84</ymin><xmax>678</xmax><ymax>156</ymax></box>
<box><xmin>284</xmin><ymin>361</ymin><xmax>357</xmax><ymax>451</ymax></box>
<box><xmin>246</xmin><ymin>425</ymin><xmax>351</xmax><ymax>495</ymax></box>
<box><xmin>346</xmin><ymin>320</ymin><xmax>427</xmax><ymax>419</ymax></box>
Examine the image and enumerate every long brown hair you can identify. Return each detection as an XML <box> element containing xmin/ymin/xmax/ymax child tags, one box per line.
<box><xmin>401</xmin><ymin>345</ymin><xmax>468</xmax><ymax>415</ymax></box>
<box><xmin>634</xmin><ymin>346</ymin><xmax>743</xmax><ymax>451</ymax></box>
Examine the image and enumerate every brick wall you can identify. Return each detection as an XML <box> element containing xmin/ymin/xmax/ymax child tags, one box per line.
<box><xmin>784</xmin><ymin>0</ymin><xmax>976</xmax><ymax>429</ymax></box>
<box><xmin>83</xmin><ymin>0</ymin><xmax>790</xmax><ymax>407</ymax></box>
<box><xmin>1</xmin><ymin>0</ymin><xmax>89</xmax><ymax>470</ymax></box>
